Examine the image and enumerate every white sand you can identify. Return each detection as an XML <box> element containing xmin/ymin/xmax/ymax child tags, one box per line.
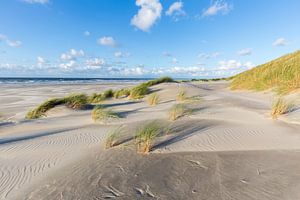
<box><xmin>0</xmin><ymin>81</ymin><xmax>300</xmax><ymax>199</ymax></box>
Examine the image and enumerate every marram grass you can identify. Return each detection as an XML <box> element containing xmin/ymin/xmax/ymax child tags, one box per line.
<box><xmin>271</xmin><ymin>98</ymin><xmax>294</xmax><ymax>119</ymax></box>
<box><xmin>168</xmin><ymin>104</ymin><xmax>190</xmax><ymax>121</ymax></box>
<box><xmin>63</xmin><ymin>93</ymin><xmax>88</xmax><ymax>109</ymax></box>
<box><xmin>26</xmin><ymin>98</ymin><xmax>64</xmax><ymax>119</ymax></box>
<box><xmin>176</xmin><ymin>90</ymin><xmax>187</xmax><ymax>102</ymax></box>
<box><xmin>91</xmin><ymin>105</ymin><xmax>119</xmax><ymax>123</ymax></box>
<box><xmin>231</xmin><ymin>50</ymin><xmax>300</xmax><ymax>94</ymax></box>
<box><xmin>105</xmin><ymin>126</ymin><xmax>122</xmax><ymax>149</ymax></box>
<box><xmin>147</xmin><ymin>92</ymin><xmax>159</xmax><ymax>106</ymax></box>
<box><xmin>135</xmin><ymin>121</ymin><xmax>161</xmax><ymax>154</ymax></box>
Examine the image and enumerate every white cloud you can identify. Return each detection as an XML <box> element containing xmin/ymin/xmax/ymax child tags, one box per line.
<box><xmin>6</xmin><ymin>40</ymin><xmax>22</xmax><ymax>47</ymax></box>
<box><xmin>22</xmin><ymin>0</ymin><xmax>49</xmax><ymax>4</ymax></box>
<box><xmin>37</xmin><ymin>56</ymin><xmax>46</xmax><ymax>64</ymax></box>
<box><xmin>85</xmin><ymin>58</ymin><xmax>105</xmax><ymax>69</ymax></box>
<box><xmin>60</xmin><ymin>49</ymin><xmax>84</xmax><ymax>61</ymax></box>
<box><xmin>237</xmin><ymin>48</ymin><xmax>252</xmax><ymax>56</ymax></box>
<box><xmin>198</xmin><ymin>52</ymin><xmax>220</xmax><ymax>59</ymax></box>
<box><xmin>131</xmin><ymin>0</ymin><xmax>163</xmax><ymax>32</ymax></box>
<box><xmin>272</xmin><ymin>38</ymin><xmax>289</xmax><ymax>46</ymax></box>
<box><xmin>97</xmin><ymin>36</ymin><xmax>116</xmax><ymax>47</ymax></box>
<box><xmin>218</xmin><ymin>60</ymin><xmax>254</xmax><ymax>70</ymax></box>
<box><xmin>84</xmin><ymin>31</ymin><xmax>90</xmax><ymax>36</ymax></box>
<box><xmin>166</xmin><ymin>1</ymin><xmax>185</xmax><ymax>19</ymax></box>
<box><xmin>114</xmin><ymin>51</ymin><xmax>131</xmax><ymax>58</ymax></box>
<box><xmin>59</xmin><ymin>60</ymin><xmax>76</xmax><ymax>69</ymax></box>
<box><xmin>172</xmin><ymin>58</ymin><xmax>179</xmax><ymax>64</ymax></box>
<box><xmin>202</xmin><ymin>1</ymin><xmax>232</xmax><ymax>17</ymax></box>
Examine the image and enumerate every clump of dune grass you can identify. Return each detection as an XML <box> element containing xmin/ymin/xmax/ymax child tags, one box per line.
<box><xmin>103</xmin><ymin>89</ymin><xmax>114</xmax><ymax>98</ymax></box>
<box><xmin>271</xmin><ymin>97</ymin><xmax>294</xmax><ymax>119</ymax></box>
<box><xmin>176</xmin><ymin>90</ymin><xmax>187</xmax><ymax>102</ymax></box>
<box><xmin>144</xmin><ymin>76</ymin><xmax>174</xmax><ymax>87</ymax></box>
<box><xmin>147</xmin><ymin>93</ymin><xmax>159</xmax><ymax>106</ymax></box>
<box><xmin>26</xmin><ymin>98</ymin><xmax>64</xmax><ymax>119</ymax></box>
<box><xmin>91</xmin><ymin>105</ymin><xmax>119</xmax><ymax>122</ymax></box>
<box><xmin>105</xmin><ymin>126</ymin><xmax>122</xmax><ymax>149</ymax></box>
<box><xmin>88</xmin><ymin>93</ymin><xmax>105</xmax><ymax>104</ymax></box>
<box><xmin>129</xmin><ymin>84</ymin><xmax>150</xmax><ymax>99</ymax></box>
<box><xmin>231</xmin><ymin>50</ymin><xmax>300</xmax><ymax>94</ymax></box>
<box><xmin>168</xmin><ymin>104</ymin><xmax>190</xmax><ymax>121</ymax></box>
<box><xmin>135</xmin><ymin>121</ymin><xmax>161</xmax><ymax>154</ymax></box>
<box><xmin>63</xmin><ymin>93</ymin><xmax>88</xmax><ymax>109</ymax></box>
<box><xmin>114</xmin><ymin>88</ymin><xmax>130</xmax><ymax>99</ymax></box>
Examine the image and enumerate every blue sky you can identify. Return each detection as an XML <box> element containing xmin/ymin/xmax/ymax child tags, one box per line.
<box><xmin>0</xmin><ymin>0</ymin><xmax>299</xmax><ymax>78</ymax></box>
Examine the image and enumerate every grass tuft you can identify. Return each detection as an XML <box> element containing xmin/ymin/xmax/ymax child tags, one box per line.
<box><xmin>147</xmin><ymin>92</ymin><xmax>159</xmax><ymax>106</ymax></box>
<box><xmin>168</xmin><ymin>104</ymin><xmax>190</xmax><ymax>121</ymax></box>
<box><xmin>271</xmin><ymin>98</ymin><xmax>294</xmax><ymax>119</ymax></box>
<box><xmin>129</xmin><ymin>84</ymin><xmax>149</xmax><ymax>99</ymax></box>
<box><xmin>26</xmin><ymin>98</ymin><xmax>64</xmax><ymax>119</ymax></box>
<box><xmin>114</xmin><ymin>88</ymin><xmax>130</xmax><ymax>99</ymax></box>
<box><xmin>105</xmin><ymin>126</ymin><xmax>122</xmax><ymax>149</ymax></box>
<box><xmin>91</xmin><ymin>105</ymin><xmax>119</xmax><ymax>122</ymax></box>
<box><xmin>63</xmin><ymin>93</ymin><xmax>88</xmax><ymax>109</ymax></box>
<box><xmin>135</xmin><ymin>121</ymin><xmax>161</xmax><ymax>154</ymax></box>
<box><xmin>176</xmin><ymin>90</ymin><xmax>187</xmax><ymax>102</ymax></box>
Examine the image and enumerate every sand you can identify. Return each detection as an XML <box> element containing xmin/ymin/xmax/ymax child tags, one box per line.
<box><xmin>0</xmin><ymin>81</ymin><xmax>300</xmax><ymax>200</ymax></box>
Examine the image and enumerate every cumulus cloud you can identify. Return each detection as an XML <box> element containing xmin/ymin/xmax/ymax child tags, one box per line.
<box><xmin>6</xmin><ymin>40</ymin><xmax>22</xmax><ymax>47</ymax></box>
<box><xmin>202</xmin><ymin>0</ymin><xmax>232</xmax><ymax>17</ymax></box>
<box><xmin>272</xmin><ymin>38</ymin><xmax>289</xmax><ymax>46</ymax></box>
<box><xmin>59</xmin><ymin>60</ymin><xmax>76</xmax><ymax>70</ymax></box>
<box><xmin>97</xmin><ymin>36</ymin><xmax>117</xmax><ymax>47</ymax></box>
<box><xmin>218</xmin><ymin>60</ymin><xmax>254</xmax><ymax>71</ymax></box>
<box><xmin>237</xmin><ymin>48</ymin><xmax>252</xmax><ymax>56</ymax></box>
<box><xmin>85</xmin><ymin>58</ymin><xmax>105</xmax><ymax>69</ymax></box>
<box><xmin>22</xmin><ymin>0</ymin><xmax>49</xmax><ymax>4</ymax></box>
<box><xmin>84</xmin><ymin>31</ymin><xmax>90</xmax><ymax>36</ymax></box>
<box><xmin>131</xmin><ymin>0</ymin><xmax>163</xmax><ymax>32</ymax></box>
<box><xmin>60</xmin><ymin>49</ymin><xmax>85</xmax><ymax>61</ymax></box>
<box><xmin>166</xmin><ymin>1</ymin><xmax>185</xmax><ymax>20</ymax></box>
<box><xmin>114</xmin><ymin>51</ymin><xmax>131</xmax><ymax>58</ymax></box>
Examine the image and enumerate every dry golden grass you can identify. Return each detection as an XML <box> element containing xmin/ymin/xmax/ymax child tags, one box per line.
<box><xmin>271</xmin><ymin>98</ymin><xmax>294</xmax><ymax>119</ymax></box>
<box><xmin>147</xmin><ymin>93</ymin><xmax>159</xmax><ymax>106</ymax></box>
<box><xmin>135</xmin><ymin>121</ymin><xmax>160</xmax><ymax>154</ymax></box>
<box><xmin>231</xmin><ymin>50</ymin><xmax>300</xmax><ymax>94</ymax></box>
<box><xmin>168</xmin><ymin>104</ymin><xmax>190</xmax><ymax>121</ymax></box>
<box><xmin>105</xmin><ymin>126</ymin><xmax>122</xmax><ymax>149</ymax></box>
<box><xmin>91</xmin><ymin>105</ymin><xmax>119</xmax><ymax>123</ymax></box>
<box><xmin>176</xmin><ymin>90</ymin><xmax>187</xmax><ymax>102</ymax></box>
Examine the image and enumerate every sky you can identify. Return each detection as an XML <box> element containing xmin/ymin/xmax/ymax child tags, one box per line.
<box><xmin>0</xmin><ymin>0</ymin><xmax>299</xmax><ymax>78</ymax></box>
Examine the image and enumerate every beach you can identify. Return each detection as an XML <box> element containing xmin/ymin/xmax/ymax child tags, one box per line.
<box><xmin>1</xmin><ymin>80</ymin><xmax>300</xmax><ymax>200</ymax></box>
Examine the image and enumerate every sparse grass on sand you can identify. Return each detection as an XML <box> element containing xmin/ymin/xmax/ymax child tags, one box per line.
<box><xmin>231</xmin><ymin>50</ymin><xmax>300</xmax><ymax>94</ymax></box>
<box><xmin>168</xmin><ymin>104</ymin><xmax>190</xmax><ymax>121</ymax></box>
<box><xmin>147</xmin><ymin>92</ymin><xmax>159</xmax><ymax>106</ymax></box>
<box><xmin>176</xmin><ymin>90</ymin><xmax>187</xmax><ymax>102</ymax></box>
<box><xmin>135</xmin><ymin>121</ymin><xmax>161</xmax><ymax>154</ymax></box>
<box><xmin>91</xmin><ymin>105</ymin><xmax>119</xmax><ymax>123</ymax></box>
<box><xmin>105</xmin><ymin>126</ymin><xmax>122</xmax><ymax>149</ymax></box>
<box><xmin>271</xmin><ymin>97</ymin><xmax>294</xmax><ymax>119</ymax></box>
<box><xmin>26</xmin><ymin>98</ymin><xmax>64</xmax><ymax>119</ymax></box>
<box><xmin>88</xmin><ymin>93</ymin><xmax>105</xmax><ymax>104</ymax></box>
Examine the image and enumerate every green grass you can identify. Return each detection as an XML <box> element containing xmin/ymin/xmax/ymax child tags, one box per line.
<box><xmin>63</xmin><ymin>93</ymin><xmax>88</xmax><ymax>109</ymax></box>
<box><xmin>114</xmin><ymin>88</ymin><xmax>130</xmax><ymax>99</ymax></box>
<box><xmin>271</xmin><ymin>98</ymin><xmax>294</xmax><ymax>119</ymax></box>
<box><xmin>88</xmin><ymin>93</ymin><xmax>105</xmax><ymax>103</ymax></box>
<box><xmin>147</xmin><ymin>92</ymin><xmax>159</xmax><ymax>106</ymax></box>
<box><xmin>129</xmin><ymin>76</ymin><xmax>174</xmax><ymax>100</ymax></box>
<box><xmin>135</xmin><ymin>121</ymin><xmax>161</xmax><ymax>154</ymax></box>
<box><xmin>176</xmin><ymin>90</ymin><xmax>187</xmax><ymax>102</ymax></box>
<box><xmin>103</xmin><ymin>89</ymin><xmax>114</xmax><ymax>98</ymax></box>
<box><xmin>105</xmin><ymin>126</ymin><xmax>122</xmax><ymax>149</ymax></box>
<box><xmin>91</xmin><ymin>105</ymin><xmax>120</xmax><ymax>122</ymax></box>
<box><xmin>26</xmin><ymin>98</ymin><xmax>64</xmax><ymax>119</ymax></box>
<box><xmin>168</xmin><ymin>104</ymin><xmax>190</xmax><ymax>121</ymax></box>
<box><xmin>231</xmin><ymin>50</ymin><xmax>300</xmax><ymax>94</ymax></box>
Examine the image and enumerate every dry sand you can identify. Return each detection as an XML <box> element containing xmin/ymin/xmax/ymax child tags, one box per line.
<box><xmin>0</xmin><ymin>81</ymin><xmax>300</xmax><ymax>200</ymax></box>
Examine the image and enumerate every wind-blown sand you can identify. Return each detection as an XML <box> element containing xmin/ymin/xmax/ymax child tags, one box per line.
<box><xmin>0</xmin><ymin>81</ymin><xmax>300</xmax><ymax>200</ymax></box>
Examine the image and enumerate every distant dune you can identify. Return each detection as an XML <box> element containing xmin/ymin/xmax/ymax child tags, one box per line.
<box><xmin>231</xmin><ymin>50</ymin><xmax>300</xmax><ymax>93</ymax></box>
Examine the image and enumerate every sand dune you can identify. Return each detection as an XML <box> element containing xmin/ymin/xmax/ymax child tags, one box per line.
<box><xmin>0</xmin><ymin>81</ymin><xmax>300</xmax><ymax>199</ymax></box>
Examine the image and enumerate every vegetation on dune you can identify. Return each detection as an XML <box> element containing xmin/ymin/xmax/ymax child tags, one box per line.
<box><xmin>135</xmin><ymin>121</ymin><xmax>161</xmax><ymax>154</ymax></box>
<box><xmin>177</xmin><ymin>90</ymin><xmax>187</xmax><ymax>102</ymax></box>
<box><xmin>147</xmin><ymin>92</ymin><xmax>159</xmax><ymax>106</ymax></box>
<box><xmin>26</xmin><ymin>98</ymin><xmax>64</xmax><ymax>119</ymax></box>
<box><xmin>129</xmin><ymin>76</ymin><xmax>174</xmax><ymax>99</ymax></box>
<box><xmin>103</xmin><ymin>89</ymin><xmax>114</xmax><ymax>98</ymax></box>
<box><xmin>88</xmin><ymin>93</ymin><xmax>105</xmax><ymax>104</ymax></box>
<box><xmin>114</xmin><ymin>88</ymin><xmax>130</xmax><ymax>99</ymax></box>
<box><xmin>231</xmin><ymin>50</ymin><xmax>300</xmax><ymax>94</ymax></box>
<box><xmin>168</xmin><ymin>104</ymin><xmax>190</xmax><ymax>121</ymax></box>
<box><xmin>91</xmin><ymin>105</ymin><xmax>119</xmax><ymax>122</ymax></box>
<box><xmin>105</xmin><ymin>126</ymin><xmax>122</xmax><ymax>149</ymax></box>
<box><xmin>63</xmin><ymin>93</ymin><xmax>88</xmax><ymax>109</ymax></box>
<box><xmin>271</xmin><ymin>98</ymin><xmax>294</xmax><ymax>119</ymax></box>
